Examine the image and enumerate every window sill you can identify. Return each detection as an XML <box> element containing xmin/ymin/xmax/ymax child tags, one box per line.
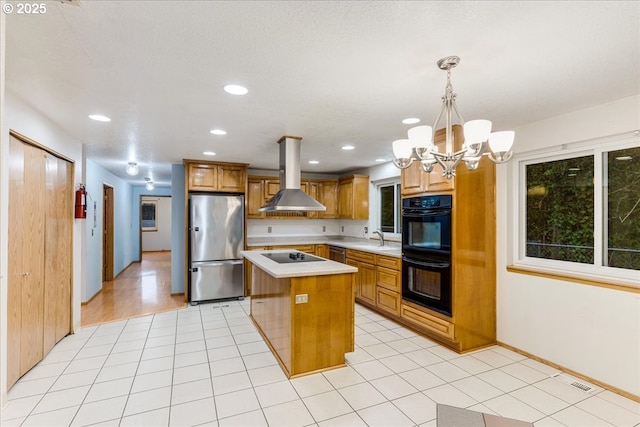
<box><xmin>506</xmin><ymin>264</ymin><xmax>640</xmax><ymax>293</ymax></box>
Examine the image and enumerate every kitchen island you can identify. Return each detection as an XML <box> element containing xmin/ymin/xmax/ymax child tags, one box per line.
<box><xmin>240</xmin><ymin>250</ymin><xmax>357</xmax><ymax>378</ymax></box>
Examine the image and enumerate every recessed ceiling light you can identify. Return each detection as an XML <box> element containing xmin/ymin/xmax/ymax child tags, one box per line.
<box><xmin>203</xmin><ymin>151</ymin><xmax>216</xmax><ymax>156</ymax></box>
<box><xmin>89</xmin><ymin>114</ymin><xmax>111</xmax><ymax>122</ymax></box>
<box><xmin>402</xmin><ymin>118</ymin><xmax>420</xmax><ymax>125</ymax></box>
<box><xmin>375</xmin><ymin>158</ymin><xmax>386</xmax><ymax>162</ymax></box>
<box><xmin>210</xmin><ymin>129</ymin><xmax>227</xmax><ymax>135</ymax></box>
<box><xmin>342</xmin><ymin>145</ymin><xmax>355</xmax><ymax>150</ymax></box>
<box><xmin>308</xmin><ymin>160</ymin><xmax>319</xmax><ymax>164</ymax></box>
<box><xmin>223</xmin><ymin>84</ymin><xmax>248</xmax><ymax>95</ymax></box>
<box><xmin>615</xmin><ymin>156</ymin><xmax>632</xmax><ymax>161</ymax></box>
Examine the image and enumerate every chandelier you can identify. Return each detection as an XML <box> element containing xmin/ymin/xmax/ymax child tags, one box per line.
<box><xmin>392</xmin><ymin>56</ymin><xmax>515</xmax><ymax>179</ymax></box>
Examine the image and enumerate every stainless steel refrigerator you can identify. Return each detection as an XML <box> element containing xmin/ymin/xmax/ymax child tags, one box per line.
<box><xmin>189</xmin><ymin>193</ymin><xmax>244</xmax><ymax>304</ymax></box>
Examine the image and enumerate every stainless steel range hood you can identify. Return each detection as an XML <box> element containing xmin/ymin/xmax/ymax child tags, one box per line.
<box><xmin>259</xmin><ymin>136</ymin><xmax>326</xmax><ymax>212</ymax></box>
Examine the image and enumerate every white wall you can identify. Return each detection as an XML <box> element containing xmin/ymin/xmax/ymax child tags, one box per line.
<box><xmin>1</xmin><ymin>5</ymin><xmax>7</xmax><ymax>410</ymax></box>
<box><xmin>497</xmin><ymin>94</ymin><xmax>640</xmax><ymax>396</ymax></box>
<box><xmin>142</xmin><ymin>196</ymin><xmax>172</xmax><ymax>251</ymax></box>
<box><xmin>0</xmin><ymin>91</ymin><xmax>85</xmax><ymax>409</ymax></box>
<box><xmin>170</xmin><ymin>164</ymin><xmax>186</xmax><ymax>294</ymax></box>
<box><xmin>84</xmin><ymin>159</ymin><xmax>134</xmax><ymax>302</ymax></box>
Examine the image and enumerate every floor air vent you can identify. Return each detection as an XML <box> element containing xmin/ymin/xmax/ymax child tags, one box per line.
<box><xmin>550</xmin><ymin>373</ymin><xmax>596</xmax><ymax>393</ymax></box>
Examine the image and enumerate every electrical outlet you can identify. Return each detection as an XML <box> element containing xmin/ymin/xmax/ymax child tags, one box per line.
<box><xmin>268</xmin><ymin>226</ymin><xmax>272</xmax><ymax>233</ymax></box>
<box><xmin>295</xmin><ymin>294</ymin><xmax>308</xmax><ymax>304</ymax></box>
<box><xmin>322</xmin><ymin>225</ymin><xmax>326</xmax><ymax>232</ymax></box>
<box><xmin>341</xmin><ymin>226</ymin><xmax>344</xmax><ymax>232</ymax></box>
<box><xmin>364</xmin><ymin>226</ymin><xmax>368</xmax><ymax>234</ymax></box>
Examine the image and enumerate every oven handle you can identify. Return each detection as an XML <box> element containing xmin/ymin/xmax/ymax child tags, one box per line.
<box><xmin>402</xmin><ymin>209</ymin><xmax>451</xmax><ymax>217</ymax></box>
<box><xmin>403</xmin><ymin>257</ymin><xmax>450</xmax><ymax>269</ymax></box>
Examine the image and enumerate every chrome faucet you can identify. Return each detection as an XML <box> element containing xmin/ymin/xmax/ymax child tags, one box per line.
<box><xmin>373</xmin><ymin>229</ymin><xmax>385</xmax><ymax>246</ymax></box>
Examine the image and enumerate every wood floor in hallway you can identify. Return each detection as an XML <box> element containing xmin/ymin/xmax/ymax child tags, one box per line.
<box><xmin>81</xmin><ymin>251</ymin><xmax>186</xmax><ymax>327</ymax></box>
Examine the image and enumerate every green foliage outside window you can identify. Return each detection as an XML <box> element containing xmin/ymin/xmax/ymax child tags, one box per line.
<box><xmin>526</xmin><ymin>156</ymin><xmax>594</xmax><ymax>264</ymax></box>
<box><xmin>526</xmin><ymin>147</ymin><xmax>640</xmax><ymax>271</ymax></box>
<box><xmin>606</xmin><ymin>147</ymin><xmax>640</xmax><ymax>270</ymax></box>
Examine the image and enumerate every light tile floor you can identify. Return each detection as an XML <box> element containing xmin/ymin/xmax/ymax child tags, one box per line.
<box><xmin>3</xmin><ymin>300</ymin><xmax>639</xmax><ymax>426</ymax></box>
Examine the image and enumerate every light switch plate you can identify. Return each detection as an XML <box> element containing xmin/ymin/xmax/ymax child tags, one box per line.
<box><xmin>295</xmin><ymin>294</ymin><xmax>308</xmax><ymax>304</ymax></box>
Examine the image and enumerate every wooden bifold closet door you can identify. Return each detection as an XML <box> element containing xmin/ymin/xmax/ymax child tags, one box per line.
<box><xmin>7</xmin><ymin>134</ymin><xmax>73</xmax><ymax>388</ymax></box>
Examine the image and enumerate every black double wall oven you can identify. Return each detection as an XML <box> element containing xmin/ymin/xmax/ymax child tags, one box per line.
<box><xmin>402</xmin><ymin>195</ymin><xmax>453</xmax><ymax>317</ymax></box>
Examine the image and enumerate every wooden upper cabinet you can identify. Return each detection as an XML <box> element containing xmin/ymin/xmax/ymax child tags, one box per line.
<box><xmin>338</xmin><ymin>175</ymin><xmax>369</xmax><ymax>219</ymax></box>
<box><xmin>401</xmin><ymin>160</ymin><xmax>429</xmax><ymax>196</ymax></box>
<box><xmin>400</xmin><ymin>125</ymin><xmax>461</xmax><ymax>196</ymax></box>
<box><xmin>185</xmin><ymin>160</ymin><xmax>248</xmax><ymax>193</ymax></box>
<box><xmin>426</xmin><ymin>125</ymin><xmax>460</xmax><ymax>192</ymax></box>
<box><xmin>188</xmin><ymin>163</ymin><xmax>217</xmax><ymax>191</ymax></box>
<box><xmin>247</xmin><ymin>178</ymin><xmax>265</xmax><ymax>219</ymax></box>
<box><xmin>304</xmin><ymin>180</ymin><xmax>319</xmax><ymax>219</ymax></box>
<box><xmin>318</xmin><ymin>180</ymin><xmax>338</xmax><ymax>219</ymax></box>
<box><xmin>247</xmin><ymin>176</ymin><xmax>339</xmax><ymax>220</ymax></box>
<box><xmin>304</xmin><ymin>179</ymin><xmax>338</xmax><ymax>219</ymax></box>
<box><xmin>218</xmin><ymin>164</ymin><xmax>248</xmax><ymax>192</ymax></box>
<box><xmin>264</xmin><ymin>178</ymin><xmax>281</xmax><ymax>198</ymax></box>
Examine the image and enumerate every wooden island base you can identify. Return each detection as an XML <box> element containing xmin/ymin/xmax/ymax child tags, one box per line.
<box><xmin>250</xmin><ymin>265</ymin><xmax>355</xmax><ymax>378</ymax></box>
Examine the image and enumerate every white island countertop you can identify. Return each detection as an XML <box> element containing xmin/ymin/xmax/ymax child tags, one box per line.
<box><xmin>241</xmin><ymin>250</ymin><xmax>357</xmax><ymax>278</ymax></box>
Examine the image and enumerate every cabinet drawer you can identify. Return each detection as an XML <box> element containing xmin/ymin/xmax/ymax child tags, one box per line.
<box><xmin>272</xmin><ymin>245</ymin><xmax>315</xmax><ymax>254</ymax></box>
<box><xmin>376</xmin><ymin>255</ymin><xmax>401</xmax><ymax>270</ymax></box>
<box><xmin>345</xmin><ymin>249</ymin><xmax>376</xmax><ymax>264</ymax></box>
<box><xmin>400</xmin><ymin>304</ymin><xmax>454</xmax><ymax>340</ymax></box>
<box><xmin>376</xmin><ymin>266</ymin><xmax>400</xmax><ymax>292</ymax></box>
<box><xmin>376</xmin><ymin>287</ymin><xmax>401</xmax><ymax>316</ymax></box>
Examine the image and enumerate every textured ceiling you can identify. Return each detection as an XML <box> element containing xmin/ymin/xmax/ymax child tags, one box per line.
<box><xmin>5</xmin><ymin>1</ymin><xmax>640</xmax><ymax>187</ymax></box>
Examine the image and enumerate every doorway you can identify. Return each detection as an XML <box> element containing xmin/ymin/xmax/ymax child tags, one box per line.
<box><xmin>139</xmin><ymin>195</ymin><xmax>172</xmax><ymax>259</ymax></box>
<box><xmin>102</xmin><ymin>184</ymin><xmax>114</xmax><ymax>282</ymax></box>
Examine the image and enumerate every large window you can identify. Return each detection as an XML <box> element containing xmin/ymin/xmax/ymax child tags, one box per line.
<box><xmin>526</xmin><ymin>155</ymin><xmax>594</xmax><ymax>264</ymax></box>
<box><xmin>378</xmin><ymin>181</ymin><xmax>401</xmax><ymax>235</ymax></box>
<box><xmin>518</xmin><ymin>137</ymin><xmax>640</xmax><ymax>282</ymax></box>
<box><xmin>605</xmin><ymin>147</ymin><xmax>640</xmax><ymax>270</ymax></box>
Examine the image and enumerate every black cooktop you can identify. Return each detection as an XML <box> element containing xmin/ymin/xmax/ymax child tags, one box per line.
<box><xmin>263</xmin><ymin>252</ymin><xmax>324</xmax><ymax>264</ymax></box>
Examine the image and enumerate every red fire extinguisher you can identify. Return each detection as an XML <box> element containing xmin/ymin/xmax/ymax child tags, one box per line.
<box><xmin>75</xmin><ymin>184</ymin><xmax>87</xmax><ymax>219</ymax></box>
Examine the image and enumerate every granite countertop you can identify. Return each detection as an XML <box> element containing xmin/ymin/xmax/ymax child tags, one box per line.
<box><xmin>241</xmin><ymin>250</ymin><xmax>358</xmax><ymax>278</ymax></box>
<box><xmin>246</xmin><ymin>236</ymin><xmax>402</xmax><ymax>258</ymax></box>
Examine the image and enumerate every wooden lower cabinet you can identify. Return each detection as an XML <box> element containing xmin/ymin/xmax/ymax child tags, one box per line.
<box><xmin>346</xmin><ymin>250</ymin><xmax>376</xmax><ymax>305</ymax></box>
<box><xmin>353</xmin><ymin>252</ymin><xmax>462</xmax><ymax>350</ymax></box>
<box><xmin>376</xmin><ymin>287</ymin><xmax>401</xmax><ymax>316</ymax></box>
<box><xmin>400</xmin><ymin>302</ymin><xmax>455</xmax><ymax>342</ymax></box>
<box><xmin>315</xmin><ymin>244</ymin><xmax>329</xmax><ymax>258</ymax></box>
<box><xmin>250</xmin><ymin>265</ymin><xmax>354</xmax><ymax>377</ymax></box>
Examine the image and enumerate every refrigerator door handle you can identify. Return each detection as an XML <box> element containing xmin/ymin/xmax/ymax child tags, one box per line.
<box><xmin>192</xmin><ymin>260</ymin><xmax>243</xmax><ymax>268</ymax></box>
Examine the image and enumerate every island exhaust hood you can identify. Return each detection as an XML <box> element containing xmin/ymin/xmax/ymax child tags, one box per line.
<box><xmin>259</xmin><ymin>136</ymin><xmax>326</xmax><ymax>212</ymax></box>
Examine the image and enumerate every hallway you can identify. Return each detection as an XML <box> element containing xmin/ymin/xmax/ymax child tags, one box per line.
<box><xmin>81</xmin><ymin>252</ymin><xmax>186</xmax><ymax>327</ymax></box>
